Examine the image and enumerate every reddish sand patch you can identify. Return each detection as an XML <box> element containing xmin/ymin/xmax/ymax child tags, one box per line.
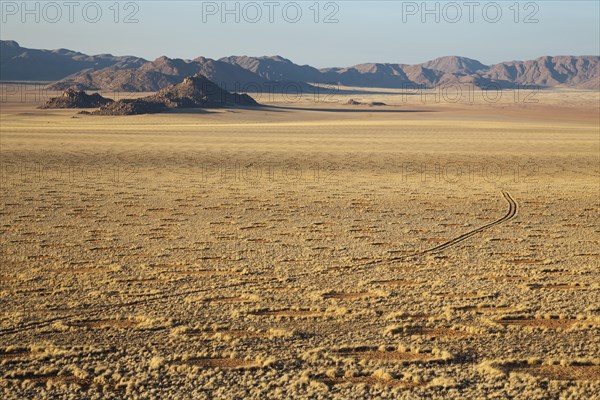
<box><xmin>323</xmin><ymin>292</ymin><xmax>373</xmax><ymax>300</ymax></box>
<box><xmin>337</xmin><ymin>348</ymin><xmax>444</xmax><ymax>364</ymax></box>
<box><xmin>461</xmin><ymin>305</ymin><xmax>519</xmax><ymax>314</ymax></box>
<box><xmin>529</xmin><ymin>283</ymin><xmax>592</xmax><ymax>291</ymax></box>
<box><xmin>319</xmin><ymin>376</ymin><xmax>423</xmax><ymax>388</ymax></box>
<box><xmin>482</xmin><ymin>275</ymin><xmax>528</xmax><ymax>282</ymax></box>
<box><xmin>61</xmin><ymin>268</ymin><xmax>111</xmax><ymax>274</ymax></box>
<box><xmin>205</xmin><ymin>329</ymin><xmax>266</xmax><ymax>339</ymax></box>
<box><xmin>0</xmin><ymin>349</ymin><xmax>35</xmax><ymax>360</ymax></box>
<box><xmin>509</xmin><ymin>259</ymin><xmax>543</xmax><ymax>264</ymax></box>
<box><xmin>436</xmin><ymin>292</ymin><xmax>491</xmax><ymax>299</ymax></box>
<box><xmin>204</xmin><ymin>296</ymin><xmax>256</xmax><ymax>303</ymax></box>
<box><xmin>186</xmin><ymin>357</ymin><xmax>258</xmax><ymax>369</ymax></box>
<box><xmin>251</xmin><ymin>309</ymin><xmax>328</xmax><ymax>318</ymax></box>
<box><xmin>497</xmin><ymin>317</ymin><xmax>578</xmax><ymax>329</ymax></box>
<box><xmin>165</xmin><ymin>270</ymin><xmax>238</xmax><ymax>277</ymax></box>
<box><xmin>72</xmin><ymin>319</ymin><xmax>140</xmax><ymax>329</ymax></box>
<box><xmin>401</xmin><ymin>326</ymin><xmax>475</xmax><ymax>339</ymax></box>
<box><xmin>371</xmin><ymin>280</ymin><xmax>418</xmax><ymax>287</ymax></box>
<box><xmin>499</xmin><ymin>362</ymin><xmax>600</xmax><ymax>381</ymax></box>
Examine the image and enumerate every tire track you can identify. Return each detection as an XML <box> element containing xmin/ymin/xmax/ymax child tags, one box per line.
<box><xmin>412</xmin><ymin>191</ymin><xmax>518</xmax><ymax>255</ymax></box>
<box><xmin>364</xmin><ymin>191</ymin><xmax>518</xmax><ymax>265</ymax></box>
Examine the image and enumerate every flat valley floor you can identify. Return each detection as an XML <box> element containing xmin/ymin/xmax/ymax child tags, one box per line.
<box><xmin>0</xmin><ymin>88</ymin><xmax>599</xmax><ymax>399</ymax></box>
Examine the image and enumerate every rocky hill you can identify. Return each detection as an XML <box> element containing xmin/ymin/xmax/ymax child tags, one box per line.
<box><xmin>91</xmin><ymin>74</ymin><xmax>258</xmax><ymax>115</ymax></box>
<box><xmin>39</xmin><ymin>89</ymin><xmax>113</xmax><ymax>109</ymax></box>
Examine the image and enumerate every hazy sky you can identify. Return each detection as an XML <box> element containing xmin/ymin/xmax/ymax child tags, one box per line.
<box><xmin>2</xmin><ymin>1</ymin><xmax>599</xmax><ymax>67</ymax></box>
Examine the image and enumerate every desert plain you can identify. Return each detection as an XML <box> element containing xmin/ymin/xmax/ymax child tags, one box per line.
<box><xmin>0</xmin><ymin>86</ymin><xmax>599</xmax><ymax>399</ymax></box>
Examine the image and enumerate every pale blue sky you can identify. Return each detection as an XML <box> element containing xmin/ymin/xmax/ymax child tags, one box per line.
<box><xmin>1</xmin><ymin>1</ymin><xmax>598</xmax><ymax>67</ymax></box>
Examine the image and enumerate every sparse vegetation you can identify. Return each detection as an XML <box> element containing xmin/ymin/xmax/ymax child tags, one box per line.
<box><xmin>1</xmin><ymin>87</ymin><xmax>598</xmax><ymax>398</ymax></box>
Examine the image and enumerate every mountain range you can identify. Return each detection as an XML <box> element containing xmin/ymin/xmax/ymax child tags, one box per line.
<box><xmin>1</xmin><ymin>41</ymin><xmax>598</xmax><ymax>91</ymax></box>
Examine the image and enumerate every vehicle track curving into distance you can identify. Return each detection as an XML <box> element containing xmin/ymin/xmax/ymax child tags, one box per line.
<box><xmin>364</xmin><ymin>191</ymin><xmax>518</xmax><ymax>265</ymax></box>
<box><xmin>0</xmin><ymin>193</ymin><xmax>518</xmax><ymax>336</ymax></box>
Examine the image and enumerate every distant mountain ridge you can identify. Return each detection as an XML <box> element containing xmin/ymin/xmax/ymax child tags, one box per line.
<box><xmin>0</xmin><ymin>40</ymin><xmax>145</xmax><ymax>81</ymax></box>
<box><xmin>219</xmin><ymin>55</ymin><xmax>323</xmax><ymax>83</ymax></box>
<box><xmin>1</xmin><ymin>41</ymin><xmax>598</xmax><ymax>90</ymax></box>
<box><xmin>49</xmin><ymin>55</ymin><xmax>267</xmax><ymax>92</ymax></box>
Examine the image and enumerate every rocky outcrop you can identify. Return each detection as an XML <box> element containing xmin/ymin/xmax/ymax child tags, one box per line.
<box><xmin>39</xmin><ymin>89</ymin><xmax>113</xmax><ymax>109</ymax></box>
<box><xmin>91</xmin><ymin>75</ymin><xmax>258</xmax><ymax>115</ymax></box>
<box><xmin>345</xmin><ymin>99</ymin><xmax>386</xmax><ymax>106</ymax></box>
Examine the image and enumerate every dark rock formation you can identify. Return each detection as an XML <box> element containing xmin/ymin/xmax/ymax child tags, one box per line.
<box><xmin>39</xmin><ymin>89</ymin><xmax>113</xmax><ymax>109</ymax></box>
<box><xmin>345</xmin><ymin>99</ymin><xmax>387</xmax><ymax>106</ymax></box>
<box><xmin>91</xmin><ymin>74</ymin><xmax>258</xmax><ymax>115</ymax></box>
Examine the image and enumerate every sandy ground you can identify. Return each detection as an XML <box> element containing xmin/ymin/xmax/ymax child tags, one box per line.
<box><xmin>0</xmin><ymin>86</ymin><xmax>599</xmax><ymax>399</ymax></box>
